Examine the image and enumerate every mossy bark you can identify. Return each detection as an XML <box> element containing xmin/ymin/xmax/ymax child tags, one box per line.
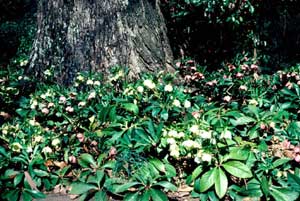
<box><xmin>28</xmin><ymin>0</ymin><xmax>173</xmax><ymax>84</ymax></box>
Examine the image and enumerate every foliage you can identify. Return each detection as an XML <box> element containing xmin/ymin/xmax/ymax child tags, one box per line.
<box><xmin>162</xmin><ymin>0</ymin><xmax>300</xmax><ymax>69</ymax></box>
<box><xmin>1</xmin><ymin>61</ymin><xmax>300</xmax><ymax>200</ymax></box>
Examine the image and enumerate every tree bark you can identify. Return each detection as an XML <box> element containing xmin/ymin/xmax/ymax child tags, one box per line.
<box><xmin>28</xmin><ymin>0</ymin><xmax>174</xmax><ymax>84</ymax></box>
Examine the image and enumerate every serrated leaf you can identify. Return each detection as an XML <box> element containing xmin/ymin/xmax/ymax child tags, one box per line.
<box><xmin>78</xmin><ymin>153</ymin><xmax>97</xmax><ymax>168</ymax></box>
<box><xmin>153</xmin><ymin>181</ymin><xmax>177</xmax><ymax>191</ymax></box>
<box><xmin>149</xmin><ymin>158</ymin><xmax>165</xmax><ymax>173</ymax></box>
<box><xmin>223</xmin><ymin>161</ymin><xmax>252</xmax><ymax>178</ymax></box>
<box><xmin>165</xmin><ymin>163</ymin><xmax>176</xmax><ymax>178</ymax></box>
<box><xmin>272</xmin><ymin>158</ymin><xmax>290</xmax><ymax>168</ymax></box>
<box><xmin>199</xmin><ymin>168</ymin><xmax>216</xmax><ymax>192</ymax></box>
<box><xmin>288</xmin><ymin>173</ymin><xmax>300</xmax><ymax>192</ymax></box>
<box><xmin>215</xmin><ymin>168</ymin><xmax>228</xmax><ymax>199</ymax></box>
<box><xmin>70</xmin><ymin>182</ymin><xmax>97</xmax><ymax>194</ymax></box>
<box><xmin>113</xmin><ymin>182</ymin><xmax>140</xmax><ymax>193</ymax></box>
<box><xmin>230</xmin><ymin>116</ymin><xmax>256</xmax><ymax>126</ymax></box>
<box><xmin>270</xmin><ymin>186</ymin><xmax>299</xmax><ymax>201</ymax></box>
<box><xmin>149</xmin><ymin>189</ymin><xmax>168</xmax><ymax>201</ymax></box>
<box><xmin>13</xmin><ymin>173</ymin><xmax>24</xmax><ymax>187</ymax></box>
<box><xmin>33</xmin><ymin>169</ymin><xmax>49</xmax><ymax>177</ymax></box>
<box><xmin>94</xmin><ymin>191</ymin><xmax>107</xmax><ymax>201</ymax></box>
<box><xmin>122</xmin><ymin>103</ymin><xmax>139</xmax><ymax>115</ymax></box>
<box><xmin>124</xmin><ymin>192</ymin><xmax>139</xmax><ymax>201</ymax></box>
<box><xmin>23</xmin><ymin>189</ymin><xmax>46</xmax><ymax>199</ymax></box>
<box><xmin>192</xmin><ymin>165</ymin><xmax>203</xmax><ymax>180</ymax></box>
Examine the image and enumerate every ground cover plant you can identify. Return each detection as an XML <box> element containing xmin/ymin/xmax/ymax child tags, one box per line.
<box><xmin>1</xmin><ymin>58</ymin><xmax>300</xmax><ymax>200</ymax></box>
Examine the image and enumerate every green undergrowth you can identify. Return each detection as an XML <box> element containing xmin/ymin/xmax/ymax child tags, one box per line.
<box><xmin>1</xmin><ymin>60</ymin><xmax>300</xmax><ymax>201</ymax></box>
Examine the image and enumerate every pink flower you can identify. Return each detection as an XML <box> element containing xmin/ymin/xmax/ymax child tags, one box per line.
<box><xmin>282</xmin><ymin>140</ymin><xmax>291</xmax><ymax>149</ymax></box>
<box><xmin>41</xmin><ymin>108</ymin><xmax>49</xmax><ymax>115</ymax></box>
<box><xmin>68</xmin><ymin>155</ymin><xmax>77</xmax><ymax>164</ymax></box>
<box><xmin>250</xmin><ymin>64</ymin><xmax>259</xmax><ymax>71</ymax></box>
<box><xmin>48</xmin><ymin>102</ymin><xmax>55</xmax><ymax>108</ymax></box>
<box><xmin>175</xmin><ymin>62</ymin><xmax>181</xmax><ymax>68</ymax></box>
<box><xmin>294</xmin><ymin>146</ymin><xmax>300</xmax><ymax>153</ymax></box>
<box><xmin>236</xmin><ymin>72</ymin><xmax>244</xmax><ymax>79</ymax></box>
<box><xmin>241</xmin><ymin>64</ymin><xmax>249</xmax><ymax>71</ymax></box>
<box><xmin>294</xmin><ymin>154</ymin><xmax>300</xmax><ymax>163</ymax></box>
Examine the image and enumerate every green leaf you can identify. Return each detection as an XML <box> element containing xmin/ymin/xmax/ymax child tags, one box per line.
<box><xmin>13</xmin><ymin>173</ymin><xmax>24</xmax><ymax>187</ymax></box>
<box><xmin>4</xmin><ymin>169</ymin><xmax>19</xmax><ymax>179</ymax></box>
<box><xmin>33</xmin><ymin>169</ymin><xmax>49</xmax><ymax>177</ymax></box>
<box><xmin>215</xmin><ymin>168</ymin><xmax>228</xmax><ymax>199</ymax></box>
<box><xmin>149</xmin><ymin>158</ymin><xmax>166</xmax><ymax>173</ymax></box>
<box><xmin>227</xmin><ymin>147</ymin><xmax>250</xmax><ymax>161</ymax></box>
<box><xmin>192</xmin><ymin>165</ymin><xmax>203</xmax><ymax>180</ymax></box>
<box><xmin>260</xmin><ymin>176</ymin><xmax>269</xmax><ymax>197</ymax></box>
<box><xmin>78</xmin><ymin>153</ymin><xmax>97</xmax><ymax>168</ymax></box>
<box><xmin>153</xmin><ymin>181</ymin><xmax>177</xmax><ymax>191</ymax></box>
<box><xmin>113</xmin><ymin>182</ymin><xmax>140</xmax><ymax>193</ymax></box>
<box><xmin>124</xmin><ymin>192</ymin><xmax>139</xmax><ymax>201</ymax></box>
<box><xmin>272</xmin><ymin>158</ymin><xmax>290</xmax><ymax>168</ymax></box>
<box><xmin>239</xmin><ymin>179</ymin><xmax>263</xmax><ymax>197</ymax></box>
<box><xmin>165</xmin><ymin>163</ymin><xmax>176</xmax><ymax>178</ymax></box>
<box><xmin>140</xmin><ymin>190</ymin><xmax>151</xmax><ymax>201</ymax></box>
<box><xmin>96</xmin><ymin>170</ymin><xmax>105</xmax><ymax>185</ymax></box>
<box><xmin>94</xmin><ymin>191</ymin><xmax>108</xmax><ymax>201</ymax></box>
<box><xmin>122</xmin><ymin>103</ymin><xmax>139</xmax><ymax>115</ymax></box>
<box><xmin>230</xmin><ymin>116</ymin><xmax>256</xmax><ymax>126</ymax></box>
<box><xmin>149</xmin><ymin>189</ymin><xmax>168</xmax><ymax>201</ymax></box>
<box><xmin>70</xmin><ymin>182</ymin><xmax>97</xmax><ymax>194</ymax></box>
<box><xmin>288</xmin><ymin>173</ymin><xmax>300</xmax><ymax>192</ymax></box>
<box><xmin>270</xmin><ymin>186</ymin><xmax>299</xmax><ymax>201</ymax></box>
<box><xmin>199</xmin><ymin>168</ymin><xmax>216</xmax><ymax>192</ymax></box>
<box><xmin>23</xmin><ymin>189</ymin><xmax>46</xmax><ymax>199</ymax></box>
<box><xmin>160</xmin><ymin>109</ymin><xmax>169</xmax><ymax>121</ymax></box>
<box><xmin>223</xmin><ymin>161</ymin><xmax>252</xmax><ymax>178</ymax></box>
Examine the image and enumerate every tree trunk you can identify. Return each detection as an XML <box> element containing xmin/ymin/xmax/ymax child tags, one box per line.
<box><xmin>28</xmin><ymin>0</ymin><xmax>174</xmax><ymax>84</ymax></box>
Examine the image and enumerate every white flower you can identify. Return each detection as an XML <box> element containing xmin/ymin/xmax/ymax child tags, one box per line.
<box><xmin>177</xmin><ymin>132</ymin><xmax>185</xmax><ymax>138</ymax></box>
<box><xmin>30</xmin><ymin>99</ymin><xmax>38</xmax><ymax>109</ymax></box>
<box><xmin>66</xmin><ymin>106</ymin><xmax>74</xmax><ymax>113</ymax></box>
<box><xmin>59</xmin><ymin>96</ymin><xmax>66</xmax><ymax>104</ymax></box>
<box><xmin>143</xmin><ymin>79</ymin><xmax>156</xmax><ymax>89</ymax></box>
<box><xmin>164</xmin><ymin>84</ymin><xmax>173</xmax><ymax>92</ymax></box>
<box><xmin>34</xmin><ymin>135</ymin><xmax>43</xmax><ymax>143</ymax></box>
<box><xmin>223</xmin><ymin>95</ymin><xmax>231</xmax><ymax>102</ymax></box>
<box><xmin>11</xmin><ymin>142</ymin><xmax>22</xmax><ymax>152</ymax></box>
<box><xmin>88</xmin><ymin>91</ymin><xmax>96</xmax><ymax>100</ymax></box>
<box><xmin>41</xmin><ymin>108</ymin><xmax>49</xmax><ymax>115</ymax></box>
<box><xmin>172</xmin><ymin>99</ymin><xmax>181</xmax><ymax>107</ymax></box>
<box><xmin>42</xmin><ymin>146</ymin><xmax>53</xmax><ymax>154</ymax></box>
<box><xmin>170</xmin><ymin>150</ymin><xmax>180</xmax><ymax>158</ymax></box>
<box><xmin>51</xmin><ymin>138</ymin><xmax>60</xmax><ymax>147</ymax></box>
<box><xmin>239</xmin><ymin>85</ymin><xmax>248</xmax><ymax>91</ymax></box>
<box><xmin>167</xmin><ymin>138</ymin><xmax>176</xmax><ymax>145</ymax></box>
<box><xmin>93</xmin><ymin>81</ymin><xmax>100</xmax><ymax>86</ymax></box>
<box><xmin>199</xmin><ymin>130</ymin><xmax>212</xmax><ymax>139</ymax></box>
<box><xmin>76</xmin><ymin>75</ymin><xmax>84</xmax><ymax>81</ymax></box>
<box><xmin>78</xmin><ymin>101</ymin><xmax>86</xmax><ymax>107</ymax></box>
<box><xmin>220</xmin><ymin>130</ymin><xmax>232</xmax><ymax>139</ymax></box>
<box><xmin>189</xmin><ymin>125</ymin><xmax>199</xmax><ymax>134</ymax></box>
<box><xmin>29</xmin><ymin>119</ymin><xmax>39</xmax><ymax>126</ymax></box>
<box><xmin>27</xmin><ymin>146</ymin><xmax>33</xmax><ymax>153</ymax></box>
<box><xmin>201</xmin><ymin>153</ymin><xmax>212</xmax><ymax>162</ymax></box>
<box><xmin>87</xmin><ymin>79</ymin><xmax>94</xmax><ymax>85</ymax></box>
<box><xmin>182</xmin><ymin>140</ymin><xmax>201</xmax><ymax>149</ymax></box>
<box><xmin>48</xmin><ymin>102</ymin><xmax>55</xmax><ymax>108</ymax></box>
<box><xmin>137</xmin><ymin>86</ymin><xmax>144</xmax><ymax>93</ymax></box>
<box><xmin>184</xmin><ymin>100</ymin><xmax>191</xmax><ymax>108</ymax></box>
<box><xmin>249</xmin><ymin>99</ymin><xmax>258</xmax><ymax>106</ymax></box>
<box><xmin>169</xmin><ymin>144</ymin><xmax>179</xmax><ymax>151</ymax></box>
<box><xmin>44</xmin><ymin>69</ymin><xmax>52</xmax><ymax>76</ymax></box>
<box><xmin>168</xmin><ymin>130</ymin><xmax>178</xmax><ymax>137</ymax></box>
